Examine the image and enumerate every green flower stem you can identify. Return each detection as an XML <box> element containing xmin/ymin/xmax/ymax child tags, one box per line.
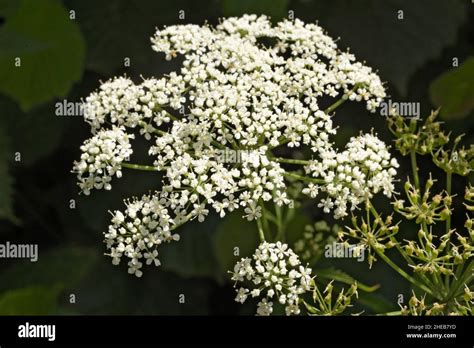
<box><xmin>367</xmin><ymin>201</ymin><xmax>440</xmax><ymax>297</ymax></box>
<box><xmin>450</xmin><ymin>261</ymin><xmax>467</xmax><ymax>299</ymax></box>
<box><xmin>260</xmin><ymin>204</ymin><xmax>270</xmax><ymax>235</ymax></box>
<box><xmin>446</xmin><ymin>171</ymin><xmax>452</xmax><ymax>235</ymax></box>
<box><xmin>364</xmin><ymin>203</ymin><xmax>435</xmax><ymax>297</ymax></box>
<box><xmin>312</xmin><ymin>283</ymin><xmax>330</xmax><ymax>313</ymax></box>
<box><xmin>369</xmin><ymin>203</ymin><xmax>413</xmax><ymax>265</ymax></box>
<box><xmin>420</xmin><ymin>222</ymin><xmax>445</xmax><ymax>295</ymax></box>
<box><xmin>283</xmin><ymin>172</ymin><xmax>325</xmax><ymax>184</ymax></box>
<box><xmin>256</xmin><ymin>201</ymin><xmax>267</xmax><ymax>242</ymax></box>
<box><xmin>156</xmin><ymin>105</ymin><xmax>179</xmax><ymax>121</ymax></box>
<box><xmin>256</xmin><ymin>215</ymin><xmax>266</xmax><ymax>242</ymax></box>
<box><xmin>275</xmin><ymin>204</ymin><xmax>285</xmax><ymax>242</ymax></box>
<box><xmin>447</xmin><ymin>260</ymin><xmax>473</xmax><ymax>300</ymax></box>
<box><xmin>324</xmin><ymin>96</ymin><xmax>348</xmax><ymax>114</ymax></box>
<box><xmin>369</xmin><ymin>238</ymin><xmax>434</xmax><ymax>296</ymax></box>
<box><xmin>421</xmin><ymin>221</ymin><xmax>446</xmax><ymax>296</ymax></box>
<box><xmin>138</xmin><ymin>121</ymin><xmax>168</xmax><ymax>136</ymax></box>
<box><xmin>410</xmin><ymin>150</ymin><xmax>421</xmax><ymax>190</ymax></box>
<box><xmin>273</xmin><ymin>157</ymin><xmax>310</xmax><ymax>165</ymax></box>
<box><xmin>153</xmin><ymin>128</ymin><xmax>168</xmax><ymax>136</ymax></box>
<box><xmin>404</xmin><ymin>151</ymin><xmax>445</xmax><ymax>295</ymax></box>
<box><xmin>170</xmin><ymin>211</ymin><xmax>195</xmax><ymax>231</ymax></box>
<box><xmin>324</xmin><ymin>84</ymin><xmax>360</xmax><ymax>114</ymax></box>
<box><xmin>122</xmin><ymin>162</ymin><xmax>158</xmax><ymax>171</ymax></box>
<box><xmin>443</xmin><ymin>171</ymin><xmax>453</xmax><ymax>290</ymax></box>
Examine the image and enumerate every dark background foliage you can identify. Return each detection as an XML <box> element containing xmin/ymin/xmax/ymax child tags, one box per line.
<box><xmin>0</xmin><ymin>0</ymin><xmax>472</xmax><ymax>315</ymax></box>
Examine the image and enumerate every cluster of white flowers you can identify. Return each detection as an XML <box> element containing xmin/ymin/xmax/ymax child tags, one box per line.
<box><xmin>82</xmin><ymin>76</ymin><xmax>186</xmax><ymax>139</ymax></box>
<box><xmin>304</xmin><ymin>133</ymin><xmax>399</xmax><ymax>219</ymax></box>
<box><xmin>74</xmin><ymin>15</ymin><xmax>397</xmax><ymax>276</ymax></box>
<box><xmin>104</xmin><ymin>194</ymin><xmax>180</xmax><ymax>277</ymax></box>
<box><xmin>231</xmin><ymin>241</ymin><xmax>312</xmax><ymax>315</ymax></box>
<box><xmin>72</xmin><ymin>126</ymin><xmax>134</xmax><ymax>195</ymax></box>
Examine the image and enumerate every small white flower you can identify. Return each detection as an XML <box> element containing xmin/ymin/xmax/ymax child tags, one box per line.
<box><xmin>256</xmin><ymin>298</ymin><xmax>273</xmax><ymax>316</ymax></box>
<box><xmin>127</xmin><ymin>260</ymin><xmax>143</xmax><ymax>278</ymax></box>
<box><xmin>251</xmin><ymin>289</ymin><xmax>261</xmax><ymax>297</ymax></box>
<box><xmin>192</xmin><ymin>203</ymin><xmax>209</xmax><ymax>222</ymax></box>
<box><xmin>235</xmin><ymin>287</ymin><xmax>249</xmax><ymax>304</ymax></box>
<box><xmin>302</xmin><ymin>183</ymin><xmax>319</xmax><ymax>198</ymax></box>
<box><xmin>243</xmin><ymin>204</ymin><xmax>262</xmax><ymax>221</ymax></box>
<box><xmin>144</xmin><ymin>250</ymin><xmax>161</xmax><ymax>266</ymax></box>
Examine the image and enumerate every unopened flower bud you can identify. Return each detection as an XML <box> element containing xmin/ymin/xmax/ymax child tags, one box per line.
<box><xmin>440</xmin><ymin>208</ymin><xmax>451</xmax><ymax>220</ymax></box>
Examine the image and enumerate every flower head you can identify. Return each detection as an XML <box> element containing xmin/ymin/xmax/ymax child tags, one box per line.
<box><xmin>304</xmin><ymin>132</ymin><xmax>399</xmax><ymax>218</ymax></box>
<box><xmin>230</xmin><ymin>241</ymin><xmax>312</xmax><ymax>315</ymax></box>
<box><xmin>74</xmin><ymin>15</ymin><xmax>394</xmax><ymax>276</ymax></box>
<box><xmin>104</xmin><ymin>194</ymin><xmax>180</xmax><ymax>277</ymax></box>
<box><xmin>72</xmin><ymin>126</ymin><xmax>134</xmax><ymax>195</ymax></box>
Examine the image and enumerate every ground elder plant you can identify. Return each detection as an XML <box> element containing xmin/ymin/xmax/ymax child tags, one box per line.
<box><xmin>72</xmin><ymin>15</ymin><xmax>473</xmax><ymax>315</ymax></box>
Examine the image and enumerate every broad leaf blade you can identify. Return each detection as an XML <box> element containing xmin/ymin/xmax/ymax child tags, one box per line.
<box><xmin>0</xmin><ymin>0</ymin><xmax>85</xmax><ymax>110</ymax></box>
<box><xmin>430</xmin><ymin>57</ymin><xmax>474</xmax><ymax>120</ymax></box>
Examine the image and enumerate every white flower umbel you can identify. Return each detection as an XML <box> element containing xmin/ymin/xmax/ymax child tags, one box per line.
<box><xmin>104</xmin><ymin>193</ymin><xmax>181</xmax><ymax>277</ymax></box>
<box><xmin>72</xmin><ymin>126</ymin><xmax>134</xmax><ymax>195</ymax></box>
<box><xmin>74</xmin><ymin>15</ymin><xmax>396</xmax><ymax>277</ymax></box>
<box><xmin>304</xmin><ymin>133</ymin><xmax>399</xmax><ymax>219</ymax></box>
<box><xmin>83</xmin><ymin>76</ymin><xmax>185</xmax><ymax>135</ymax></box>
<box><xmin>231</xmin><ymin>241</ymin><xmax>312</xmax><ymax>315</ymax></box>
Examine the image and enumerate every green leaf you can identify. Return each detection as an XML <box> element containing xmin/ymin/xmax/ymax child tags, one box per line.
<box><xmin>0</xmin><ymin>285</ymin><xmax>62</xmax><ymax>315</ymax></box>
<box><xmin>0</xmin><ymin>32</ymin><xmax>47</xmax><ymax>55</ymax></box>
<box><xmin>213</xmin><ymin>212</ymin><xmax>260</xmax><ymax>274</ymax></box>
<box><xmin>0</xmin><ymin>117</ymin><xmax>18</xmax><ymax>224</ymax></box>
<box><xmin>221</xmin><ymin>0</ymin><xmax>289</xmax><ymax>21</ymax></box>
<box><xmin>0</xmin><ymin>0</ymin><xmax>85</xmax><ymax>110</ymax></box>
<box><xmin>0</xmin><ymin>0</ymin><xmax>19</xmax><ymax>17</ymax></box>
<box><xmin>429</xmin><ymin>57</ymin><xmax>474</xmax><ymax>120</ymax></box>
<box><xmin>0</xmin><ymin>247</ymin><xmax>98</xmax><ymax>292</ymax></box>
<box><xmin>293</xmin><ymin>0</ymin><xmax>467</xmax><ymax>96</ymax></box>
<box><xmin>316</xmin><ymin>267</ymin><xmax>380</xmax><ymax>293</ymax></box>
<box><xmin>160</xmin><ymin>215</ymin><xmax>224</xmax><ymax>283</ymax></box>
